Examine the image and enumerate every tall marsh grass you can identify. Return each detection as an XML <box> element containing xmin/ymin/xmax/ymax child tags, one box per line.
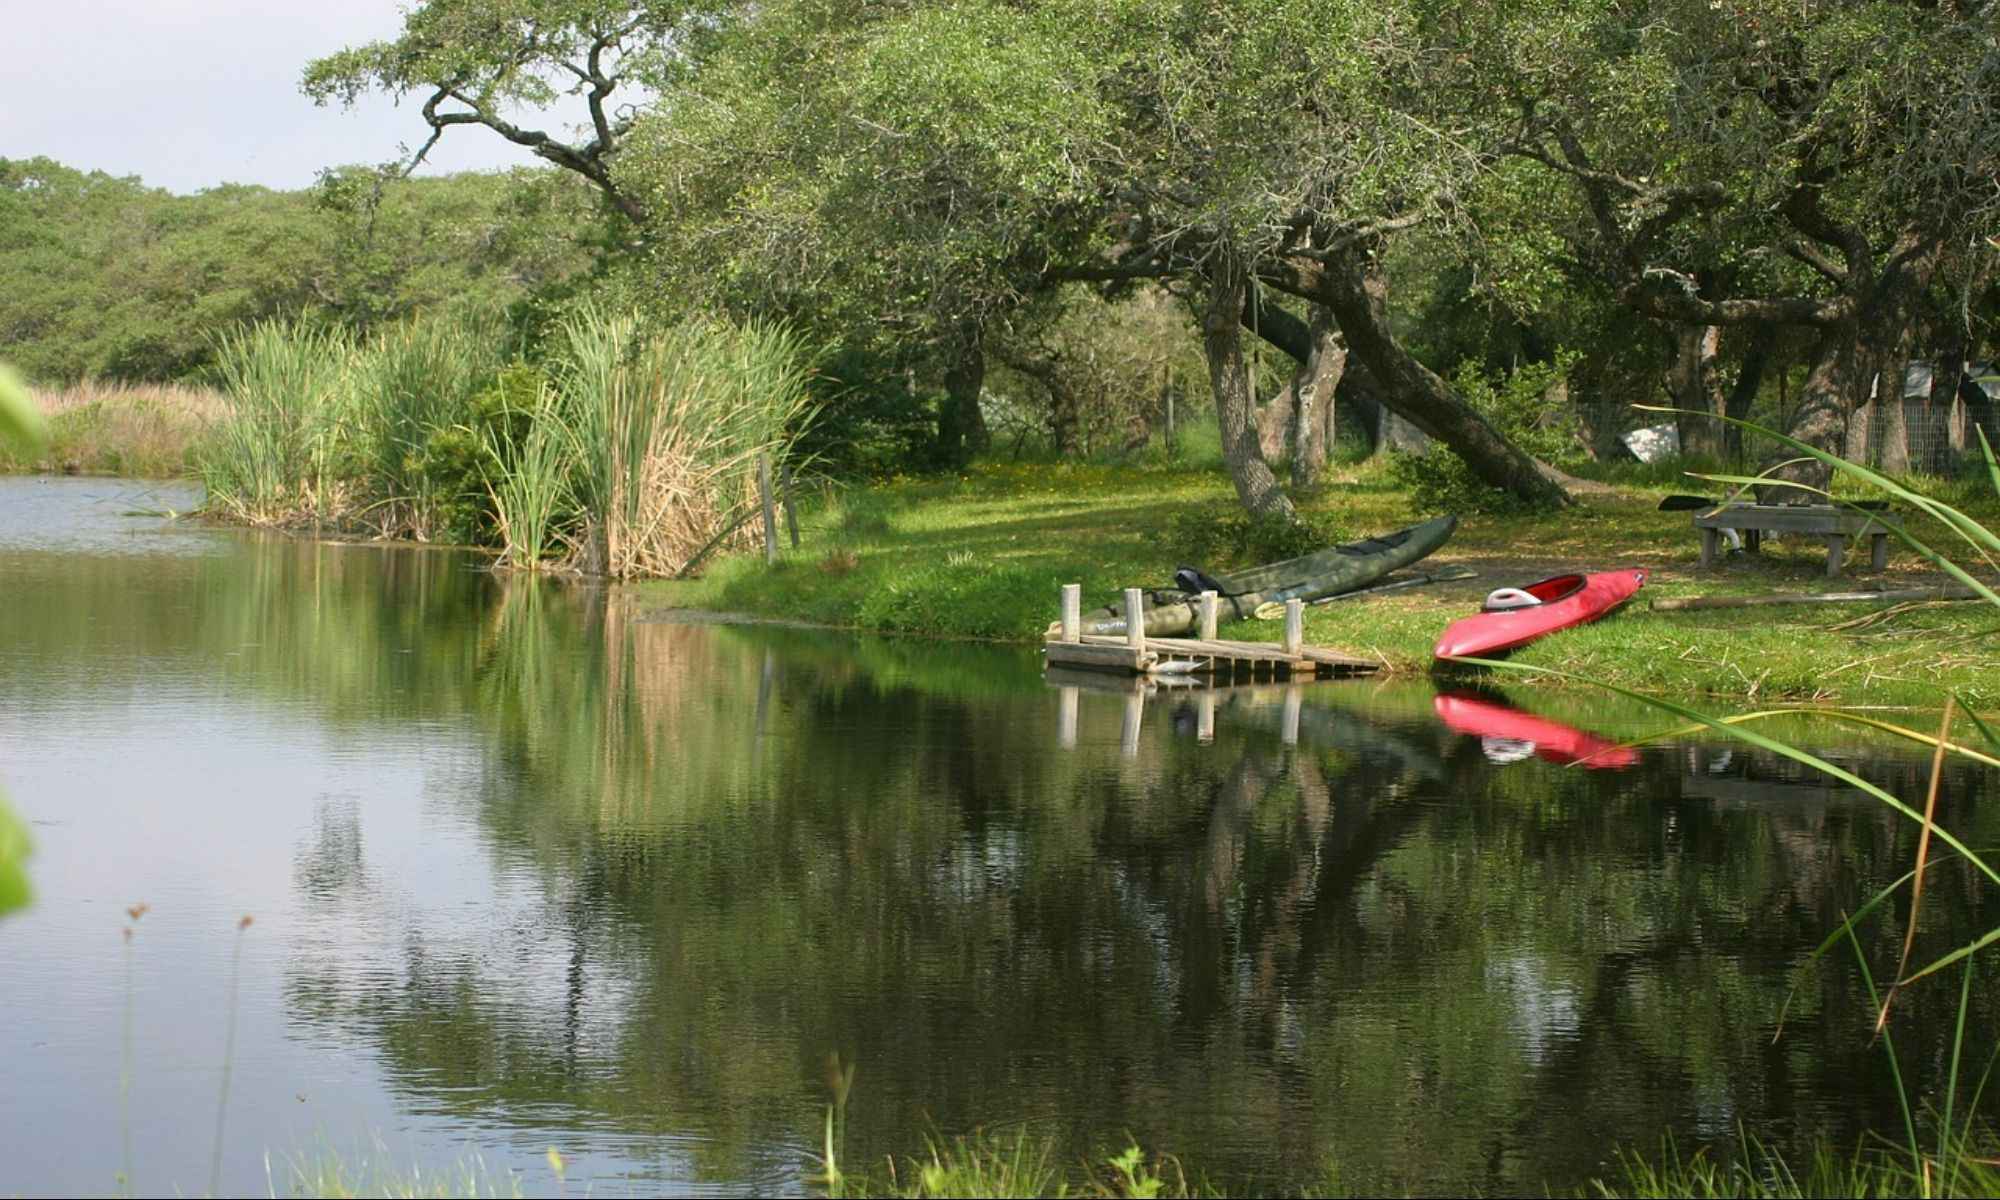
<box><xmin>556</xmin><ymin>310</ymin><xmax>815</xmax><ymax>578</ymax></box>
<box><xmin>204</xmin><ymin>322</ymin><xmax>354</xmax><ymax>523</ymax></box>
<box><xmin>0</xmin><ymin>379</ymin><xmax>226</xmax><ymax>476</ymax></box>
<box><xmin>200</xmin><ymin>308</ymin><xmax>815</xmax><ymax>576</ymax></box>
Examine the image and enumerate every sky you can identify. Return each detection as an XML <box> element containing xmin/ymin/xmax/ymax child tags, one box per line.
<box><xmin>1</xmin><ymin>0</ymin><xmax>556</xmax><ymax>193</ymax></box>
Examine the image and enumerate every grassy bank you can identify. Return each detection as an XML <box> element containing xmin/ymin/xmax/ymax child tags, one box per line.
<box><xmin>0</xmin><ymin>380</ymin><xmax>224</xmax><ymax>476</ymax></box>
<box><xmin>638</xmin><ymin>456</ymin><xmax>2000</xmax><ymax>707</ymax></box>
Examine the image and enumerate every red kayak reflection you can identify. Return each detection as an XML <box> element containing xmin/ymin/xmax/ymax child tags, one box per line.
<box><xmin>1433</xmin><ymin>690</ymin><xmax>1639</xmax><ymax>769</ymax></box>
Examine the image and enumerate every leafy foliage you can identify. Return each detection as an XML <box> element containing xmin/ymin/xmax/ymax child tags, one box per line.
<box><xmin>0</xmin><ymin>360</ymin><xmax>39</xmax><ymax>917</ymax></box>
<box><xmin>1390</xmin><ymin>354</ymin><xmax>1581</xmax><ymax>515</ymax></box>
<box><xmin>1164</xmin><ymin>500</ymin><xmax>1350</xmax><ymax>575</ymax></box>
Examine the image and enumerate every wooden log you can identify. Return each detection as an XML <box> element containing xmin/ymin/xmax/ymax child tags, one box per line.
<box><xmin>758</xmin><ymin>453</ymin><xmax>779</xmax><ymax>566</ymax></box>
<box><xmin>1124</xmin><ymin>588</ymin><xmax>1146</xmax><ymax>651</ymax></box>
<box><xmin>1060</xmin><ymin>584</ymin><xmax>1081</xmax><ymax>643</ymax></box>
<box><xmin>1198</xmin><ymin>590</ymin><xmax>1219</xmax><ymax>640</ymax></box>
<box><xmin>1651</xmin><ymin>584</ymin><xmax>1986</xmax><ymax>611</ymax></box>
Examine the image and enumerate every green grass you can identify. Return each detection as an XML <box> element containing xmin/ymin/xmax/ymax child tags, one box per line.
<box><xmin>829</xmin><ymin>1127</ymin><xmax>2000</xmax><ymax>1198</ymax></box>
<box><xmin>1588</xmin><ymin>1134</ymin><xmax>2000</xmax><ymax>1198</ymax></box>
<box><xmin>640</xmin><ymin>456</ymin><xmax>2000</xmax><ymax>707</ymax></box>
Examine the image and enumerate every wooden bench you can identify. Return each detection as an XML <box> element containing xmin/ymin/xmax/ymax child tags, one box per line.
<box><xmin>1692</xmin><ymin>503</ymin><xmax>1902</xmax><ymax>577</ymax></box>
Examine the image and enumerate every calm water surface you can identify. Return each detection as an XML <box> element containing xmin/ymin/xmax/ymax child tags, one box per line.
<box><xmin>2</xmin><ymin>475</ymin><xmax>1995</xmax><ymax>1197</ymax></box>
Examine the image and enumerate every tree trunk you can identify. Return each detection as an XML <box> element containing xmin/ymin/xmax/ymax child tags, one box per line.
<box><xmin>1761</xmin><ymin>233</ymin><xmax>1935</xmax><ymax>495</ymax></box>
<box><xmin>1291</xmin><ymin>306</ymin><xmax>1344</xmax><ymax>489</ymax></box>
<box><xmin>1758</xmin><ymin>328</ymin><xmax>1858</xmax><ymax>502</ymax></box>
<box><xmin>1312</xmin><ymin>247</ymin><xmax>1572</xmax><ymax>507</ymax></box>
<box><xmin>1666</xmin><ymin>323</ymin><xmax>1723</xmax><ymax>458</ymax></box>
<box><xmin>1253</xmin><ymin>307</ymin><xmax>1345</xmax><ymax>483</ymax></box>
<box><xmin>1967</xmin><ymin>372</ymin><xmax>1999</xmax><ymax>458</ymax></box>
<box><xmin>1258</xmin><ymin>386</ymin><xmax>1293</xmax><ymax>462</ymax></box>
<box><xmin>1924</xmin><ymin>348</ymin><xmax>1965</xmax><ymax>475</ymax></box>
<box><xmin>937</xmin><ymin>335</ymin><xmax>988</xmax><ymax>468</ymax></box>
<box><xmin>1723</xmin><ymin>323</ymin><xmax>1776</xmax><ymax>464</ymax></box>
<box><xmin>1204</xmin><ymin>261</ymin><xmax>1295</xmax><ymax>521</ymax></box>
<box><xmin>1879</xmin><ymin>361</ymin><xmax>1912</xmax><ymax>474</ymax></box>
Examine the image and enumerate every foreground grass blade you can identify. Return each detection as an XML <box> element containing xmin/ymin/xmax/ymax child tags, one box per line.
<box><xmin>1878</xmin><ymin>698</ymin><xmax>1955</xmax><ymax>1034</ymax></box>
<box><xmin>1958</xmin><ymin>698</ymin><xmax>2000</xmax><ymax>754</ymax></box>
<box><xmin>1980</xmin><ymin>427</ymin><xmax>2000</xmax><ymax>501</ymax></box>
<box><xmin>1621</xmin><ymin>709</ymin><xmax>2000</xmax><ymax>772</ymax></box>
<box><xmin>1843</xmin><ymin>922</ymin><xmax>1924</xmax><ymax>1181</ymax></box>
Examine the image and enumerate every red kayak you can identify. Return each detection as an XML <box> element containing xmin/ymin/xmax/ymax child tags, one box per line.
<box><xmin>1433</xmin><ymin>569</ymin><xmax>1647</xmax><ymax>660</ymax></box>
<box><xmin>1433</xmin><ymin>691</ymin><xmax>1638</xmax><ymax>769</ymax></box>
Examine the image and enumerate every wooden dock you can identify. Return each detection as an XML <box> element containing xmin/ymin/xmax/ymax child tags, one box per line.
<box><xmin>1042</xmin><ymin>585</ymin><xmax>1379</xmax><ymax>679</ymax></box>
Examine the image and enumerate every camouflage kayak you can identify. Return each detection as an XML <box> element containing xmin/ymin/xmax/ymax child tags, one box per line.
<box><xmin>1064</xmin><ymin>515</ymin><xmax>1458</xmax><ymax>638</ymax></box>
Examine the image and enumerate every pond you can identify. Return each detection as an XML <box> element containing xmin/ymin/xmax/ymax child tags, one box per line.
<box><xmin>2</xmin><ymin>475</ymin><xmax>1994</xmax><ymax>1197</ymax></box>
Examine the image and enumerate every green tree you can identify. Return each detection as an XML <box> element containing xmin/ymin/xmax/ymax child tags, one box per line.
<box><xmin>1493</xmin><ymin>0</ymin><xmax>2000</xmax><ymax>486</ymax></box>
<box><xmin>620</xmin><ymin>0</ymin><xmax>1574</xmax><ymax>506</ymax></box>
<box><xmin>301</xmin><ymin>0</ymin><xmax>724</xmax><ymax>222</ymax></box>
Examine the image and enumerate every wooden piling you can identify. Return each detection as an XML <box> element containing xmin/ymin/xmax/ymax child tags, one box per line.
<box><xmin>1061</xmin><ymin>584</ymin><xmax>1081</xmax><ymax>643</ymax></box>
<box><xmin>1124</xmin><ymin>588</ymin><xmax>1145</xmax><ymax>651</ymax></box>
<box><xmin>779</xmin><ymin>462</ymin><xmax>801</xmax><ymax>550</ymax></box>
<box><xmin>1282</xmin><ymin>598</ymin><xmax>1303</xmax><ymax>656</ymax></box>
<box><xmin>1198</xmin><ymin>590</ymin><xmax>1219</xmax><ymax>640</ymax></box>
<box><xmin>758</xmin><ymin>453</ymin><xmax>779</xmax><ymax>566</ymax></box>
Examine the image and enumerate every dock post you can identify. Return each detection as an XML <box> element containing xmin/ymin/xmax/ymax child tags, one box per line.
<box><xmin>1124</xmin><ymin>588</ymin><xmax>1146</xmax><ymax>651</ymax></box>
<box><xmin>1058</xmin><ymin>685</ymin><xmax>1078</xmax><ymax>749</ymax></box>
<box><xmin>1281</xmin><ymin>684</ymin><xmax>1302</xmax><ymax>746</ymax></box>
<box><xmin>1060</xmin><ymin>584</ymin><xmax>1081</xmax><ymax>643</ymax></box>
<box><xmin>780</xmin><ymin>462</ymin><xmax>802</xmax><ymax>549</ymax></box>
<box><xmin>1198</xmin><ymin>590</ymin><xmax>1218</xmax><ymax>640</ymax></box>
<box><xmin>1120</xmin><ymin>689</ymin><xmax>1144</xmax><ymax>758</ymax></box>
<box><xmin>1282</xmin><ymin>598</ymin><xmax>1303</xmax><ymax>656</ymax></box>
<box><xmin>758</xmin><ymin>453</ymin><xmax>779</xmax><ymax>566</ymax></box>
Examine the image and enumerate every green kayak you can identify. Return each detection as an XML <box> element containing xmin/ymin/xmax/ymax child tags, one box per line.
<box><xmin>1062</xmin><ymin>515</ymin><xmax>1458</xmax><ymax>638</ymax></box>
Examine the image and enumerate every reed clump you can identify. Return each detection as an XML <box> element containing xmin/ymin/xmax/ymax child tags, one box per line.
<box><xmin>200</xmin><ymin>308</ymin><xmax>814</xmax><ymax>577</ymax></box>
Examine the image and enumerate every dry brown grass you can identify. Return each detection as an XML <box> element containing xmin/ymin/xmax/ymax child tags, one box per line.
<box><xmin>0</xmin><ymin>380</ymin><xmax>227</xmax><ymax>476</ymax></box>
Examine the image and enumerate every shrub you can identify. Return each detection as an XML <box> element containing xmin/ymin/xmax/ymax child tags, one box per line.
<box><xmin>1390</xmin><ymin>353</ymin><xmax>1581</xmax><ymax>515</ymax></box>
<box><xmin>1164</xmin><ymin>501</ymin><xmax>1349</xmax><ymax>572</ymax></box>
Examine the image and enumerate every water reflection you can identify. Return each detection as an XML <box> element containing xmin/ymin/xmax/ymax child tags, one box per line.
<box><xmin>1433</xmin><ymin>688</ymin><xmax>1640</xmax><ymax>768</ymax></box>
<box><xmin>2</xmin><ymin>477</ymin><xmax>1996</xmax><ymax>1197</ymax></box>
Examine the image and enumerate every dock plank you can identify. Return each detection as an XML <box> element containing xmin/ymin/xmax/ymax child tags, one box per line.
<box><xmin>1051</xmin><ymin>632</ymin><xmax>1377</xmax><ymax>676</ymax></box>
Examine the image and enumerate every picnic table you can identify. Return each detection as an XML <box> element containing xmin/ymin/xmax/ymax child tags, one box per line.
<box><xmin>1692</xmin><ymin>503</ymin><xmax>1903</xmax><ymax>577</ymax></box>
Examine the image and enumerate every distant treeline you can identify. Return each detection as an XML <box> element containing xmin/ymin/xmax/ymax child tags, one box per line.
<box><xmin>0</xmin><ymin>157</ymin><xmax>614</xmax><ymax>384</ymax></box>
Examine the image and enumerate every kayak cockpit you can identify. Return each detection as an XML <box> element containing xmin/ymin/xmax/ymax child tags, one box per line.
<box><xmin>1481</xmin><ymin>574</ymin><xmax>1586</xmax><ymax>612</ymax></box>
